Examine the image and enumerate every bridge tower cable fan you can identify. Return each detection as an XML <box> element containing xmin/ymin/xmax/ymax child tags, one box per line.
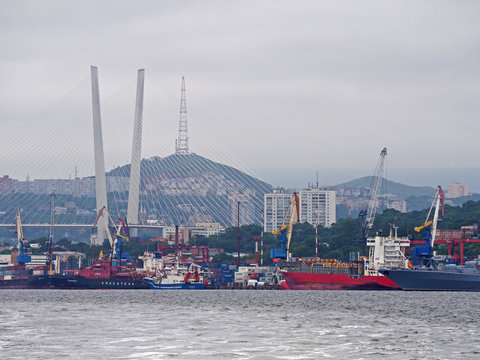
<box><xmin>358</xmin><ymin>148</ymin><xmax>387</xmax><ymax>244</ymax></box>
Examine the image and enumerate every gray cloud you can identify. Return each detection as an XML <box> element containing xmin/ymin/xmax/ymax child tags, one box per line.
<box><xmin>0</xmin><ymin>0</ymin><xmax>479</xmax><ymax>186</ymax></box>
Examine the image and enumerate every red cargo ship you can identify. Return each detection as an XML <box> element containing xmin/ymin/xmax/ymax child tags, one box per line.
<box><xmin>280</xmin><ymin>265</ymin><xmax>399</xmax><ymax>290</ymax></box>
<box><xmin>50</xmin><ymin>257</ymin><xmax>150</xmax><ymax>289</ymax></box>
<box><xmin>279</xmin><ymin>232</ymin><xmax>411</xmax><ymax>290</ymax></box>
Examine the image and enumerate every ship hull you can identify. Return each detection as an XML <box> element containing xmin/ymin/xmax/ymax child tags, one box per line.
<box><xmin>281</xmin><ymin>271</ymin><xmax>399</xmax><ymax>290</ymax></box>
<box><xmin>379</xmin><ymin>269</ymin><xmax>480</xmax><ymax>291</ymax></box>
<box><xmin>0</xmin><ymin>276</ymin><xmax>52</xmax><ymax>289</ymax></box>
<box><xmin>50</xmin><ymin>276</ymin><xmax>150</xmax><ymax>290</ymax></box>
<box><xmin>145</xmin><ymin>278</ymin><xmax>204</xmax><ymax>290</ymax></box>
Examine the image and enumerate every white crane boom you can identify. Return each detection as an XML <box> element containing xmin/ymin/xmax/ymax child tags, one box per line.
<box><xmin>360</xmin><ymin>148</ymin><xmax>387</xmax><ymax>241</ymax></box>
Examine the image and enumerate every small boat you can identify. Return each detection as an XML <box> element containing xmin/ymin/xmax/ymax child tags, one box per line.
<box><xmin>144</xmin><ymin>260</ymin><xmax>205</xmax><ymax>290</ymax></box>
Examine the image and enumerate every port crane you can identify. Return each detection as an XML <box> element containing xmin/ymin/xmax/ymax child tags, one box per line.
<box><xmin>93</xmin><ymin>206</ymin><xmax>130</xmax><ymax>268</ymax></box>
<box><xmin>358</xmin><ymin>148</ymin><xmax>387</xmax><ymax>243</ymax></box>
<box><xmin>271</xmin><ymin>192</ymin><xmax>300</xmax><ymax>262</ymax></box>
<box><xmin>411</xmin><ymin>185</ymin><xmax>444</xmax><ymax>266</ymax></box>
<box><xmin>15</xmin><ymin>209</ymin><xmax>31</xmax><ymax>265</ymax></box>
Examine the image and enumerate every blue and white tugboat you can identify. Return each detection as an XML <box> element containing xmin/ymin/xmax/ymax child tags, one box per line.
<box><xmin>141</xmin><ymin>252</ymin><xmax>205</xmax><ymax>290</ymax></box>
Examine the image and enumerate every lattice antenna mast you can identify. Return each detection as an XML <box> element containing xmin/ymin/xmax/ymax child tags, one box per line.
<box><xmin>175</xmin><ymin>76</ymin><xmax>189</xmax><ymax>155</ymax></box>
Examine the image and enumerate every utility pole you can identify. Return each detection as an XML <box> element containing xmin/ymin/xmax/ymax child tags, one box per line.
<box><xmin>315</xmin><ymin>205</ymin><xmax>319</xmax><ymax>260</ymax></box>
<box><xmin>237</xmin><ymin>201</ymin><xmax>241</xmax><ymax>267</ymax></box>
<box><xmin>47</xmin><ymin>192</ymin><xmax>56</xmax><ymax>273</ymax></box>
<box><xmin>260</xmin><ymin>210</ymin><xmax>264</xmax><ymax>266</ymax></box>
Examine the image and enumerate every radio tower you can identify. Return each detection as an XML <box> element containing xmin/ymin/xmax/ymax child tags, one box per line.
<box><xmin>175</xmin><ymin>76</ymin><xmax>189</xmax><ymax>155</ymax></box>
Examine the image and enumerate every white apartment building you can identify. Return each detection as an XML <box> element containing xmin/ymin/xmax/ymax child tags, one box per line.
<box><xmin>264</xmin><ymin>188</ymin><xmax>336</xmax><ymax>232</ymax></box>
<box><xmin>446</xmin><ymin>183</ymin><xmax>468</xmax><ymax>199</ymax></box>
<box><xmin>299</xmin><ymin>188</ymin><xmax>336</xmax><ymax>228</ymax></box>
<box><xmin>263</xmin><ymin>189</ymin><xmax>293</xmax><ymax>233</ymax></box>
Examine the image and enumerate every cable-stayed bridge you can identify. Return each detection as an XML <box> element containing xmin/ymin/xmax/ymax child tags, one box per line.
<box><xmin>0</xmin><ymin>67</ymin><xmax>271</xmax><ymax>243</ymax></box>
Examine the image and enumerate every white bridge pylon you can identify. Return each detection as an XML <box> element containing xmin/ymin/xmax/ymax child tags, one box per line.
<box><xmin>91</xmin><ymin>66</ymin><xmax>108</xmax><ymax>245</ymax></box>
<box><xmin>91</xmin><ymin>66</ymin><xmax>145</xmax><ymax>244</ymax></box>
<box><xmin>126</xmin><ymin>69</ymin><xmax>145</xmax><ymax>238</ymax></box>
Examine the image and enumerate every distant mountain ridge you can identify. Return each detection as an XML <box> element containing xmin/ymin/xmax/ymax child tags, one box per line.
<box><xmin>334</xmin><ymin>176</ymin><xmax>436</xmax><ymax>198</ymax></box>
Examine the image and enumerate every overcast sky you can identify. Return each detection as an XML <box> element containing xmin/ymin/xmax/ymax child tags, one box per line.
<box><xmin>1</xmin><ymin>1</ymin><xmax>479</xmax><ymax>190</ymax></box>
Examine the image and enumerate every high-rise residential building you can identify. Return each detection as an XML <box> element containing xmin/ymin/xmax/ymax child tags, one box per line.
<box><xmin>446</xmin><ymin>183</ymin><xmax>468</xmax><ymax>199</ymax></box>
<box><xmin>264</xmin><ymin>189</ymin><xmax>293</xmax><ymax>233</ymax></box>
<box><xmin>299</xmin><ymin>188</ymin><xmax>336</xmax><ymax>228</ymax></box>
<box><xmin>263</xmin><ymin>188</ymin><xmax>336</xmax><ymax>232</ymax></box>
<box><xmin>0</xmin><ymin>175</ymin><xmax>13</xmax><ymax>194</ymax></box>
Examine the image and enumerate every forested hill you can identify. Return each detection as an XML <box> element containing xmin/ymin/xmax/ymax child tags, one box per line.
<box><xmin>334</xmin><ymin>176</ymin><xmax>436</xmax><ymax>198</ymax></box>
<box><xmin>108</xmin><ymin>153</ymin><xmax>272</xmax><ymax>192</ymax></box>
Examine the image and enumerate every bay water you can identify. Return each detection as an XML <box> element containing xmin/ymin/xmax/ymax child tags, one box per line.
<box><xmin>1</xmin><ymin>290</ymin><xmax>479</xmax><ymax>359</ymax></box>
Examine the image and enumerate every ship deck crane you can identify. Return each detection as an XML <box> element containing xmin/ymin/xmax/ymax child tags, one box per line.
<box><xmin>412</xmin><ymin>185</ymin><xmax>444</xmax><ymax>266</ymax></box>
<box><xmin>93</xmin><ymin>206</ymin><xmax>130</xmax><ymax>268</ymax></box>
<box><xmin>358</xmin><ymin>148</ymin><xmax>387</xmax><ymax>243</ymax></box>
<box><xmin>271</xmin><ymin>192</ymin><xmax>300</xmax><ymax>262</ymax></box>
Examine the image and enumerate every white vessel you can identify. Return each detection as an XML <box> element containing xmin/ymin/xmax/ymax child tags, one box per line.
<box><xmin>140</xmin><ymin>252</ymin><xmax>205</xmax><ymax>289</ymax></box>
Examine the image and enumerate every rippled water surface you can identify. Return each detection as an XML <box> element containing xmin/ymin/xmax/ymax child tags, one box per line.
<box><xmin>1</xmin><ymin>290</ymin><xmax>480</xmax><ymax>359</ymax></box>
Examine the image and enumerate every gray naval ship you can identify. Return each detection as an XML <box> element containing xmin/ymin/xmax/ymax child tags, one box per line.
<box><xmin>379</xmin><ymin>260</ymin><xmax>480</xmax><ymax>291</ymax></box>
<box><xmin>379</xmin><ymin>185</ymin><xmax>480</xmax><ymax>291</ymax></box>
